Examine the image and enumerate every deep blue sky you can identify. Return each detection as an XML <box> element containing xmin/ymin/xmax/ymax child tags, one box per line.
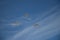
<box><xmin>0</xmin><ymin>0</ymin><xmax>60</xmax><ymax>40</ymax></box>
<box><xmin>0</xmin><ymin>0</ymin><xmax>59</xmax><ymax>19</ymax></box>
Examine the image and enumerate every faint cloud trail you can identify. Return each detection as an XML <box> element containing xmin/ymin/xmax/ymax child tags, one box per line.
<box><xmin>11</xmin><ymin>26</ymin><xmax>34</xmax><ymax>40</ymax></box>
<box><xmin>25</xmin><ymin>11</ymin><xmax>56</xmax><ymax>35</ymax></box>
<box><xmin>26</xmin><ymin>17</ymin><xmax>60</xmax><ymax>40</ymax></box>
<box><xmin>27</xmin><ymin>18</ymin><xmax>59</xmax><ymax>40</ymax></box>
<box><xmin>8</xmin><ymin>5</ymin><xmax>59</xmax><ymax>40</ymax></box>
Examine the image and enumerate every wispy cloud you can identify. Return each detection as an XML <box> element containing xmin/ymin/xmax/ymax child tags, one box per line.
<box><xmin>7</xmin><ymin>5</ymin><xmax>60</xmax><ymax>40</ymax></box>
<box><xmin>26</xmin><ymin>17</ymin><xmax>60</xmax><ymax>40</ymax></box>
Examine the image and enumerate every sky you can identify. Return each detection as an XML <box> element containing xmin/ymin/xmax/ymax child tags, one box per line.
<box><xmin>0</xmin><ymin>0</ymin><xmax>60</xmax><ymax>40</ymax></box>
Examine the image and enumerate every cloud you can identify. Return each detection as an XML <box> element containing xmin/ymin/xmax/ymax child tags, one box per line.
<box><xmin>26</xmin><ymin>17</ymin><xmax>60</xmax><ymax>40</ymax></box>
<box><xmin>7</xmin><ymin>21</ymin><xmax>22</xmax><ymax>27</ymax></box>
<box><xmin>7</xmin><ymin>5</ymin><xmax>60</xmax><ymax>40</ymax></box>
<box><xmin>11</xmin><ymin>26</ymin><xmax>34</xmax><ymax>40</ymax></box>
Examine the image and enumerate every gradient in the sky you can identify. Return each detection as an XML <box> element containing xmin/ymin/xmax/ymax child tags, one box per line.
<box><xmin>0</xmin><ymin>0</ymin><xmax>60</xmax><ymax>40</ymax></box>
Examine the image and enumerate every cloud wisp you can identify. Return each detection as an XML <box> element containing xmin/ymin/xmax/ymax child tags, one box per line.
<box><xmin>7</xmin><ymin>5</ymin><xmax>60</xmax><ymax>40</ymax></box>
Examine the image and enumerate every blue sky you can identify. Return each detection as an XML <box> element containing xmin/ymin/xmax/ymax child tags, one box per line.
<box><xmin>0</xmin><ymin>0</ymin><xmax>60</xmax><ymax>40</ymax></box>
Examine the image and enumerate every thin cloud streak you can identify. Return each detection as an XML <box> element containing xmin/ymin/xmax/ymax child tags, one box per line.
<box><xmin>26</xmin><ymin>23</ymin><xmax>59</xmax><ymax>40</ymax></box>
<box><xmin>26</xmin><ymin>16</ymin><xmax>60</xmax><ymax>40</ymax></box>
<box><xmin>8</xmin><ymin>5</ymin><xmax>60</xmax><ymax>40</ymax></box>
<box><xmin>11</xmin><ymin>26</ymin><xmax>34</xmax><ymax>40</ymax></box>
<box><xmin>27</xmin><ymin>11</ymin><xmax>60</xmax><ymax>36</ymax></box>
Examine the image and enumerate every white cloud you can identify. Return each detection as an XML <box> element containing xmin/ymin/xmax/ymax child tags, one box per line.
<box><xmin>7</xmin><ymin>5</ymin><xmax>60</xmax><ymax>40</ymax></box>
